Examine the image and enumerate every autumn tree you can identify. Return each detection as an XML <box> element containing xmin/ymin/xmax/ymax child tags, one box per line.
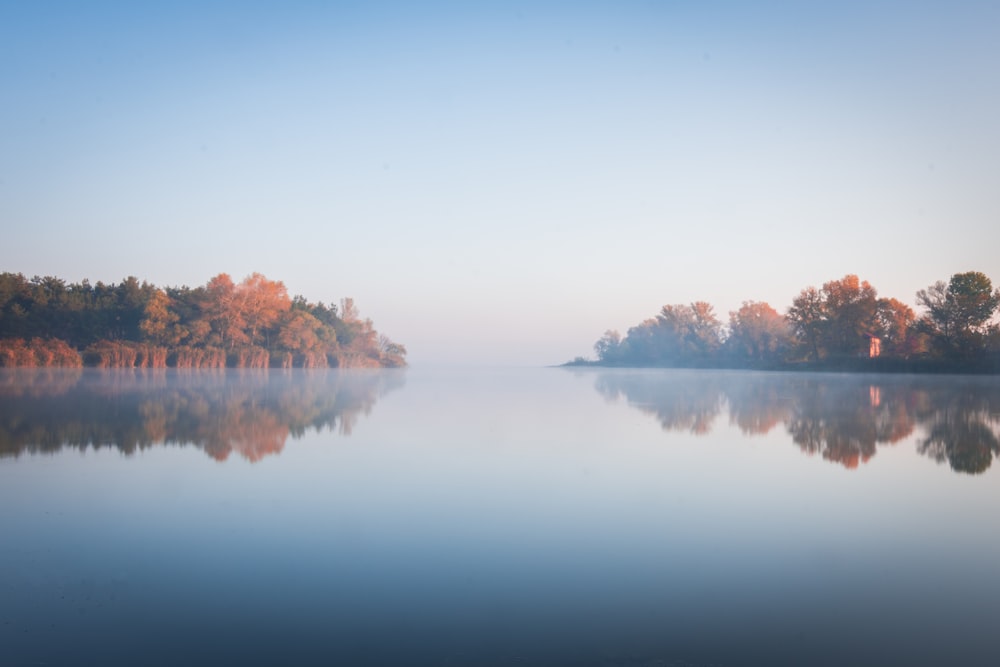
<box><xmin>239</xmin><ymin>273</ymin><xmax>291</xmax><ymax>348</ymax></box>
<box><xmin>201</xmin><ymin>273</ymin><xmax>248</xmax><ymax>349</ymax></box>
<box><xmin>278</xmin><ymin>310</ymin><xmax>324</xmax><ymax>354</ymax></box>
<box><xmin>787</xmin><ymin>275</ymin><xmax>879</xmax><ymax>360</ymax></box>
<box><xmin>277</xmin><ymin>310</ymin><xmax>335</xmax><ymax>366</ymax></box>
<box><xmin>139</xmin><ymin>288</ymin><xmax>182</xmax><ymax>346</ymax></box>
<box><xmin>874</xmin><ymin>297</ymin><xmax>921</xmax><ymax>358</ymax></box>
<box><xmin>820</xmin><ymin>275</ymin><xmax>879</xmax><ymax>358</ymax></box>
<box><xmin>726</xmin><ymin>301</ymin><xmax>791</xmax><ymax>364</ymax></box>
<box><xmin>377</xmin><ymin>335</ymin><xmax>408</xmax><ymax>368</ymax></box>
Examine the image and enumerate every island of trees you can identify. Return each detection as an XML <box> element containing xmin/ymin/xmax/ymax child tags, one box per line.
<box><xmin>0</xmin><ymin>272</ymin><xmax>406</xmax><ymax>368</ymax></box>
<box><xmin>573</xmin><ymin>271</ymin><xmax>1000</xmax><ymax>373</ymax></box>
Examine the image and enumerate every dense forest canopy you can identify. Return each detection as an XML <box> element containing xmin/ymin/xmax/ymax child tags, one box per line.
<box><xmin>580</xmin><ymin>271</ymin><xmax>1000</xmax><ymax>372</ymax></box>
<box><xmin>0</xmin><ymin>272</ymin><xmax>406</xmax><ymax>368</ymax></box>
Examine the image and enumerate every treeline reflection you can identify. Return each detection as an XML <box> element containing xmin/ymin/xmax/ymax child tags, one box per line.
<box><xmin>594</xmin><ymin>371</ymin><xmax>1000</xmax><ymax>474</ymax></box>
<box><xmin>0</xmin><ymin>369</ymin><xmax>404</xmax><ymax>462</ymax></box>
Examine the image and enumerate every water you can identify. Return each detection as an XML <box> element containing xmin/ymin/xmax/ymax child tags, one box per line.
<box><xmin>1</xmin><ymin>367</ymin><xmax>998</xmax><ymax>666</ymax></box>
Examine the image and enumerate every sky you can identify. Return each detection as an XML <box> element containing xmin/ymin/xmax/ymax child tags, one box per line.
<box><xmin>2</xmin><ymin>1</ymin><xmax>998</xmax><ymax>366</ymax></box>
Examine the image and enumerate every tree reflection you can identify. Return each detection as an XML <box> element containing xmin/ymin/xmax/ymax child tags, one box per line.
<box><xmin>0</xmin><ymin>369</ymin><xmax>403</xmax><ymax>462</ymax></box>
<box><xmin>595</xmin><ymin>371</ymin><xmax>723</xmax><ymax>434</ymax></box>
<box><xmin>913</xmin><ymin>380</ymin><xmax>1000</xmax><ymax>474</ymax></box>
<box><xmin>0</xmin><ymin>367</ymin><xmax>83</xmax><ymax>398</ymax></box>
<box><xmin>783</xmin><ymin>377</ymin><xmax>914</xmax><ymax>469</ymax></box>
<box><xmin>724</xmin><ymin>375</ymin><xmax>795</xmax><ymax>436</ymax></box>
<box><xmin>591</xmin><ymin>370</ymin><xmax>1000</xmax><ymax>474</ymax></box>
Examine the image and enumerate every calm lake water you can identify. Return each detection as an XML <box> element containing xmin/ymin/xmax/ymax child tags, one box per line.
<box><xmin>1</xmin><ymin>367</ymin><xmax>999</xmax><ymax>666</ymax></box>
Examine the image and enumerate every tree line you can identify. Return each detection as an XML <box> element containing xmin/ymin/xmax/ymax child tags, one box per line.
<box><xmin>581</xmin><ymin>271</ymin><xmax>1000</xmax><ymax>372</ymax></box>
<box><xmin>0</xmin><ymin>272</ymin><xmax>406</xmax><ymax>368</ymax></box>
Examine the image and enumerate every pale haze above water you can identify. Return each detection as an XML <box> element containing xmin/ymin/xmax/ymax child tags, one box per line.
<box><xmin>2</xmin><ymin>2</ymin><xmax>999</xmax><ymax>365</ymax></box>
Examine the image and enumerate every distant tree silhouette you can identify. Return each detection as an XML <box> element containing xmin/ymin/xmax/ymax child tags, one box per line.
<box><xmin>726</xmin><ymin>301</ymin><xmax>791</xmax><ymax>365</ymax></box>
<box><xmin>917</xmin><ymin>271</ymin><xmax>1000</xmax><ymax>359</ymax></box>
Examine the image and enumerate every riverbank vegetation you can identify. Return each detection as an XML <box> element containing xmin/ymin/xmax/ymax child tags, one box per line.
<box><xmin>573</xmin><ymin>271</ymin><xmax>1000</xmax><ymax>373</ymax></box>
<box><xmin>0</xmin><ymin>272</ymin><xmax>406</xmax><ymax>368</ymax></box>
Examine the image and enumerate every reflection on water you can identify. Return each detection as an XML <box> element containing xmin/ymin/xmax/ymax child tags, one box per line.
<box><xmin>5</xmin><ymin>368</ymin><xmax>998</xmax><ymax>474</ymax></box>
<box><xmin>917</xmin><ymin>387</ymin><xmax>1000</xmax><ymax>474</ymax></box>
<box><xmin>594</xmin><ymin>370</ymin><xmax>1000</xmax><ymax>474</ymax></box>
<box><xmin>3</xmin><ymin>367</ymin><xmax>1000</xmax><ymax>666</ymax></box>
<box><xmin>0</xmin><ymin>368</ymin><xmax>404</xmax><ymax>462</ymax></box>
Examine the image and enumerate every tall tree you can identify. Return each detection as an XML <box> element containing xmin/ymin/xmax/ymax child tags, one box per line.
<box><xmin>139</xmin><ymin>288</ymin><xmax>182</xmax><ymax>346</ymax></box>
<box><xmin>377</xmin><ymin>335</ymin><xmax>408</xmax><ymax>368</ymax></box>
<box><xmin>874</xmin><ymin>297</ymin><xmax>920</xmax><ymax>358</ymax></box>
<box><xmin>0</xmin><ymin>273</ymin><xmax>33</xmax><ymax>339</ymax></box>
<box><xmin>687</xmin><ymin>301</ymin><xmax>723</xmax><ymax>359</ymax></box>
<box><xmin>657</xmin><ymin>302</ymin><xmax>722</xmax><ymax>360</ymax></box>
<box><xmin>202</xmin><ymin>273</ymin><xmax>248</xmax><ymax>349</ymax></box>
<box><xmin>726</xmin><ymin>301</ymin><xmax>791</xmax><ymax>364</ymax></box>
<box><xmin>788</xmin><ymin>275</ymin><xmax>879</xmax><ymax>360</ymax></box>
<box><xmin>620</xmin><ymin>318</ymin><xmax>662</xmax><ymax>365</ymax></box>
<box><xmin>820</xmin><ymin>274</ymin><xmax>879</xmax><ymax>358</ymax></box>
<box><xmin>238</xmin><ymin>273</ymin><xmax>291</xmax><ymax>348</ymax></box>
<box><xmin>594</xmin><ymin>330</ymin><xmax>622</xmax><ymax>363</ymax></box>
<box><xmin>111</xmin><ymin>276</ymin><xmax>149</xmax><ymax>341</ymax></box>
<box><xmin>787</xmin><ymin>287</ymin><xmax>825</xmax><ymax>361</ymax></box>
<box><xmin>917</xmin><ymin>271</ymin><xmax>1000</xmax><ymax>358</ymax></box>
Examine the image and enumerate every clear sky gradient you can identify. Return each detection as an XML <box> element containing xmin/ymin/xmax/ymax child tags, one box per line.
<box><xmin>2</xmin><ymin>1</ymin><xmax>998</xmax><ymax>365</ymax></box>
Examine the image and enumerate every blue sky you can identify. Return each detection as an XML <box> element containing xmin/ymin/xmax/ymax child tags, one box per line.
<box><xmin>2</xmin><ymin>1</ymin><xmax>998</xmax><ymax>365</ymax></box>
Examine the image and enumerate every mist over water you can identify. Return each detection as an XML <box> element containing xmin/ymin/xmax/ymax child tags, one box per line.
<box><xmin>2</xmin><ymin>368</ymin><xmax>999</xmax><ymax>666</ymax></box>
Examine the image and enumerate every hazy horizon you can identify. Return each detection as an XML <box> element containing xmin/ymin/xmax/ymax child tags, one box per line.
<box><xmin>3</xmin><ymin>2</ymin><xmax>998</xmax><ymax>366</ymax></box>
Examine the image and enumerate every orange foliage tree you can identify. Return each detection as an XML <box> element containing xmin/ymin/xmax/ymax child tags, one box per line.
<box><xmin>726</xmin><ymin>301</ymin><xmax>792</xmax><ymax>364</ymax></box>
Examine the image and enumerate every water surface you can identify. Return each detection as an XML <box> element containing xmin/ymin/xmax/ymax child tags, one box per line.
<box><xmin>1</xmin><ymin>368</ymin><xmax>998</xmax><ymax>666</ymax></box>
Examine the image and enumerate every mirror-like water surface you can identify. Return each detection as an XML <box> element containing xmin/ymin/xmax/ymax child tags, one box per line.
<box><xmin>1</xmin><ymin>368</ymin><xmax>998</xmax><ymax>666</ymax></box>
